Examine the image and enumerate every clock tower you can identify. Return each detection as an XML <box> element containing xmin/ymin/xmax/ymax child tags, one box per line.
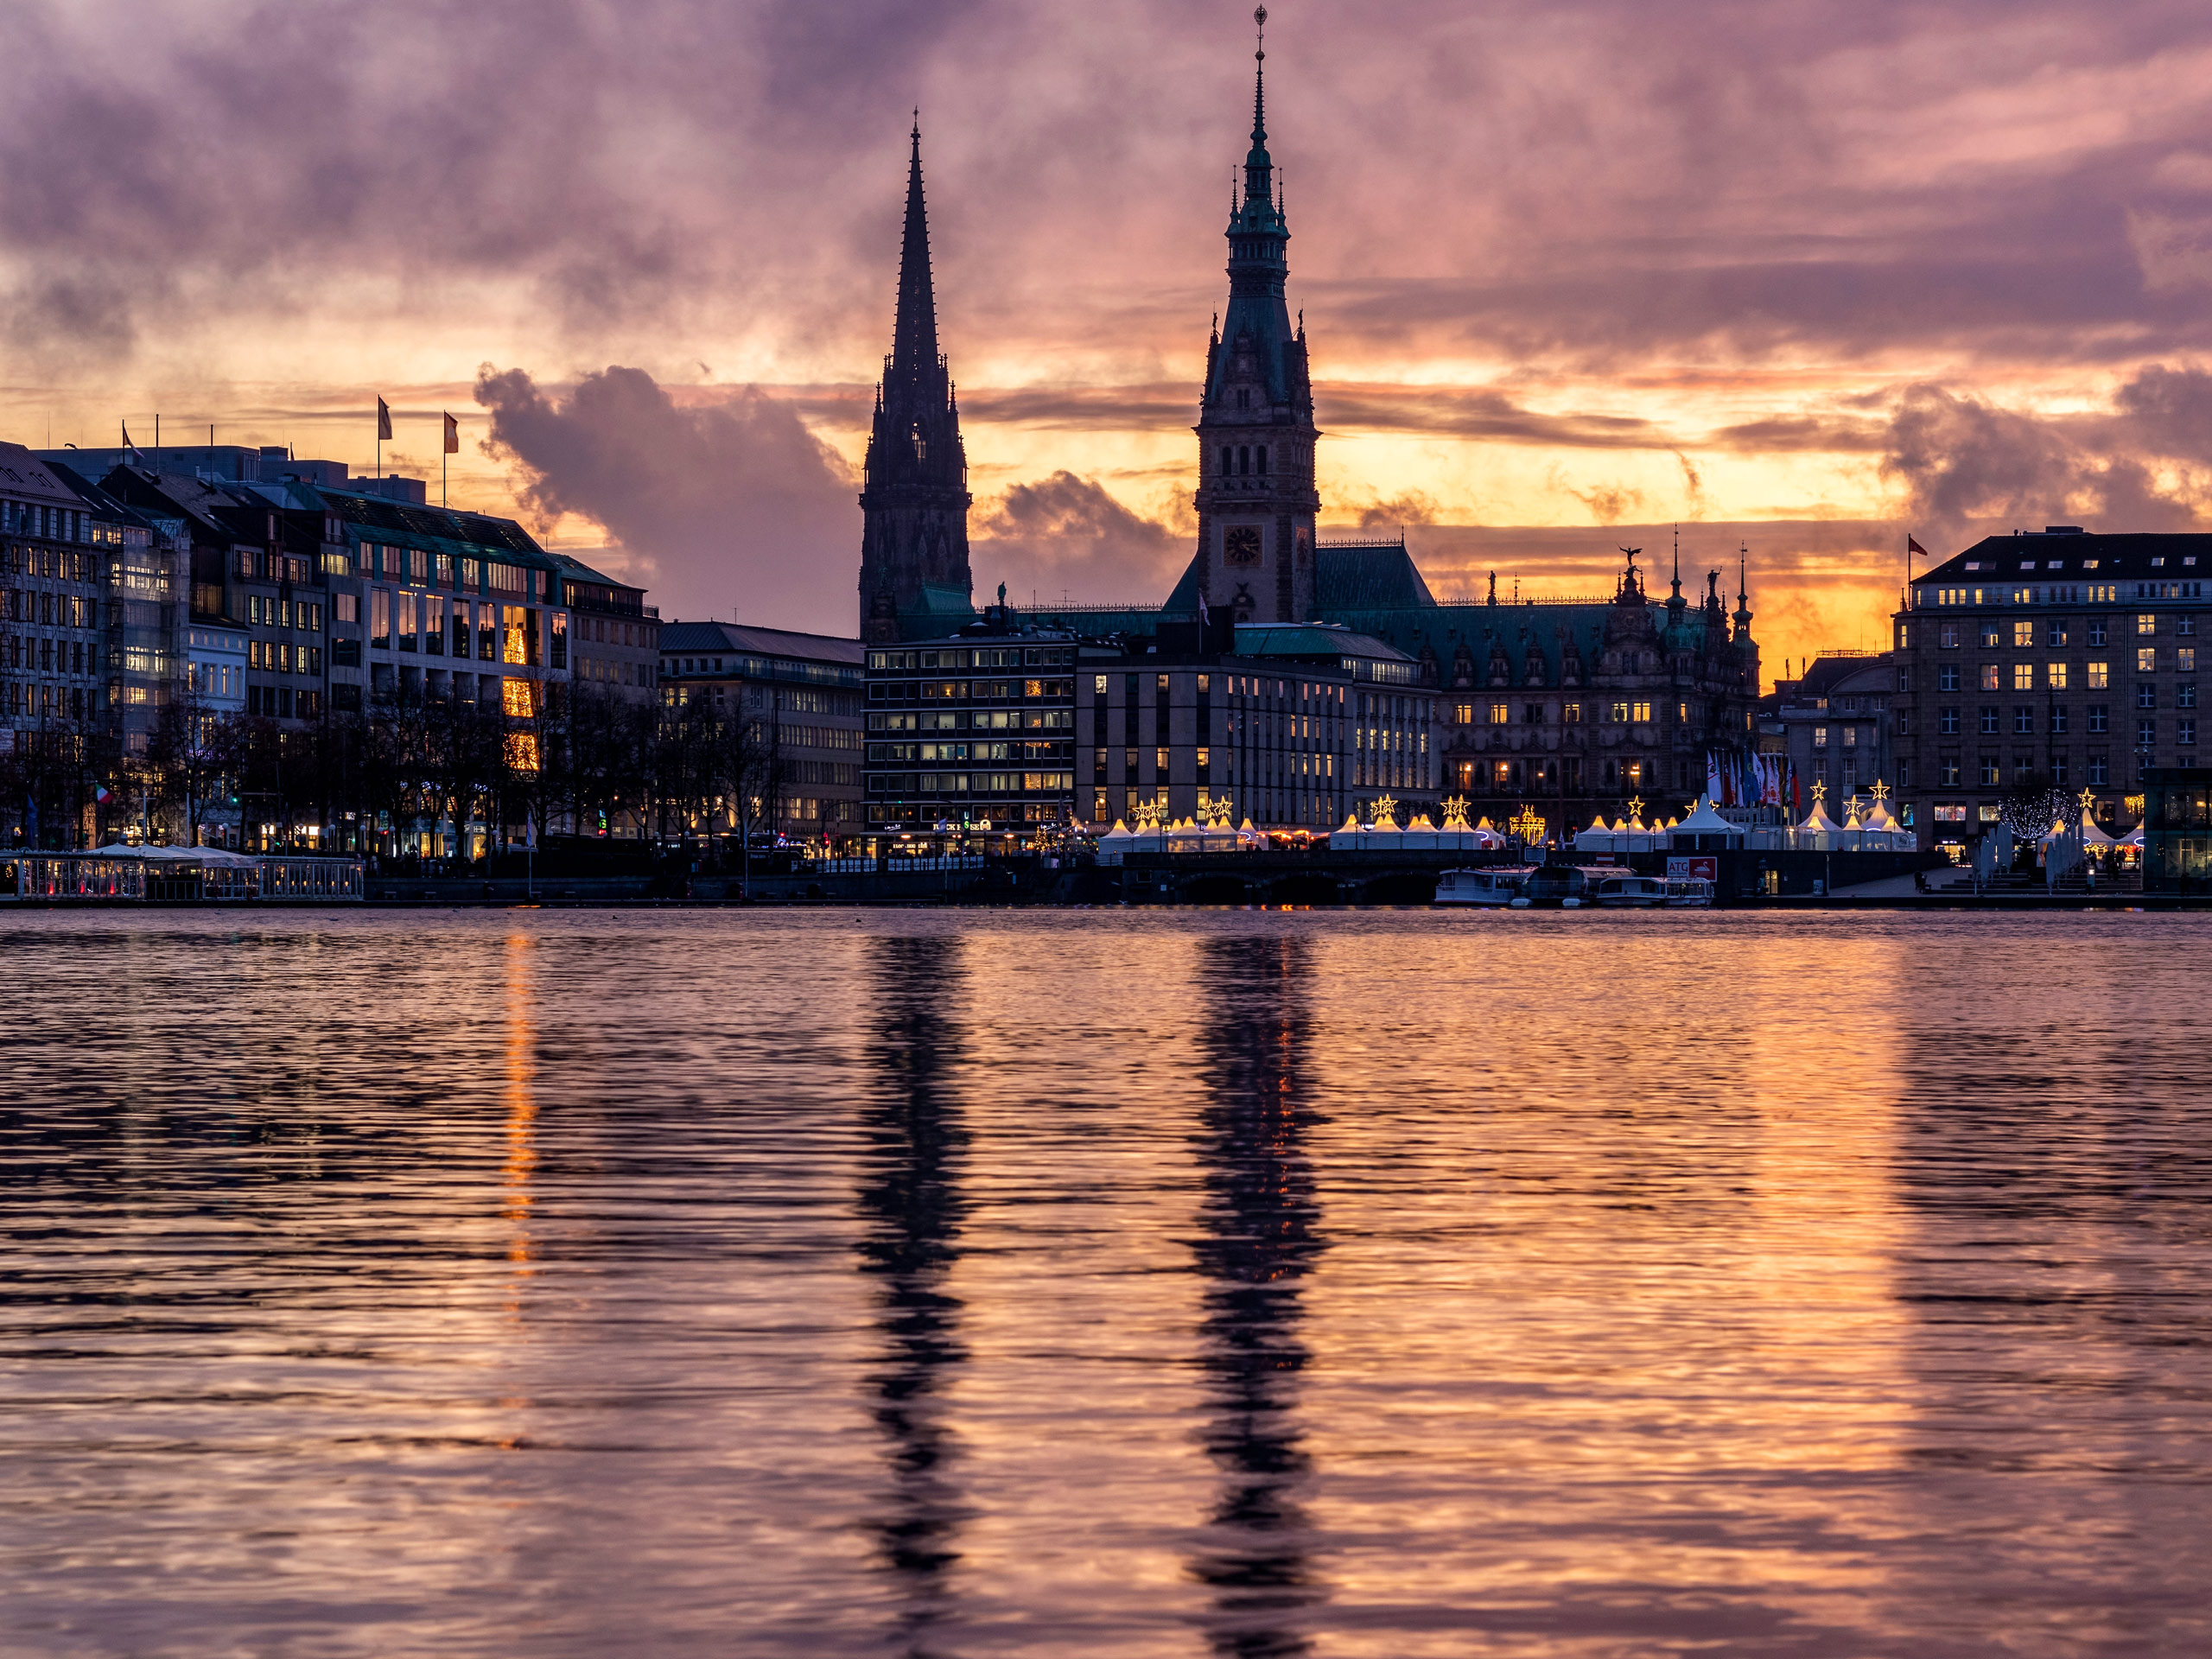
<box><xmin>1192</xmin><ymin>10</ymin><xmax>1319</xmax><ymax>626</ymax></box>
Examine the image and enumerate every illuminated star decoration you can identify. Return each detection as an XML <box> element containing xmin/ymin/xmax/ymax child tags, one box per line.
<box><xmin>1870</xmin><ymin>779</ymin><xmax>1891</xmax><ymax>804</ymax></box>
<box><xmin>1371</xmin><ymin>793</ymin><xmax>1398</xmax><ymax>825</ymax></box>
<box><xmin>2078</xmin><ymin>787</ymin><xmax>2098</xmax><ymax>817</ymax></box>
<box><xmin>1626</xmin><ymin>795</ymin><xmax>1644</xmax><ymax>822</ymax></box>
<box><xmin>1441</xmin><ymin>795</ymin><xmax>1471</xmax><ymax>830</ymax></box>
<box><xmin>1811</xmin><ymin>780</ymin><xmax>1827</xmax><ymax>806</ymax></box>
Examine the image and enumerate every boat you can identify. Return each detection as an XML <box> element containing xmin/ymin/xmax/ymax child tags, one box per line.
<box><xmin>1591</xmin><ymin>873</ymin><xmax>1669</xmax><ymax>908</ymax></box>
<box><xmin>1434</xmin><ymin>866</ymin><xmax>1535</xmax><ymax>906</ymax></box>
<box><xmin>1662</xmin><ymin>875</ymin><xmax>1714</xmax><ymax>908</ymax></box>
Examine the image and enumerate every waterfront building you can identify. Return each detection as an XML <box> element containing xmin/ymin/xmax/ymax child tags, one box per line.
<box><xmin>1427</xmin><ymin>552</ymin><xmax>1760</xmax><ymax>840</ymax></box>
<box><xmin>858</xmin><ymin>123</ymin><xmax>974</xmax><ymax>644</ymax></box>
<box><xmin>553</xmin><ymin>554</ymin><xmax>659</xmax><ymax>699</ymax></box>
<box><xmin>320</xmin><ymin>488</ymin><xmax>572</xmax><ymax>717</ymax></box>
<box><xmin>1761</xmin><ymin>652</ymin><xmax>1897</xmax><ymax>819</ymax></box>
<box><xmin>2140</xmin><ymin>766</ymin><xmax>2212</xmax><ymax>893</ymax></box>
<box><xmin>1074</xmin><ymin>619</ymin><xmax>1422</xmax><ymax>830</ymax></box>
<box><xmin>1893</xmin><ymin>527</ymin><xmax>2212</xmax><ymax>848</ymax></box>
<box><xmin>660</xmin><ymin>621</ymin><xmax>867</xmax><ymax>840</ymax></box>
<box><xmin>0</xmin><ymin>444</ymin><xmax>113</xmax><ymax>741</ymax></box>
<box><xmin>864</xmin><ymin>603</ymin><xmax>1077</xmax><ymax>837</ymax></box>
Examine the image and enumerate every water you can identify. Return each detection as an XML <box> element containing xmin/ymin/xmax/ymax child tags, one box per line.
<box><xmin>3</xmin><ymin>910</ymin><xmax>2209</xmax><ymax>1657</ymax></box>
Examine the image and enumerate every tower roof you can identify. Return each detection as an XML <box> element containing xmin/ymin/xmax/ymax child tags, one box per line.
<box><xmin>892</xmin><ymin>118</ymin><xmax>940</xmax><ymax>379</ymax></box>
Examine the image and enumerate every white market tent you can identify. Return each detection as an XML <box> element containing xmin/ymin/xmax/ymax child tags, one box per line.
<box><xmin>1670</xmin><ymin>797</ymin><xmax>1745</xmax><ymax>850</ymax></box>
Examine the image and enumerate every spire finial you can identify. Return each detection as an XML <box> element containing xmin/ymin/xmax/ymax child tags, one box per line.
<box><xmin>1253</xmin><ymin>6</ymin><xmax>1268</xmax><ymax>144</ymax></box>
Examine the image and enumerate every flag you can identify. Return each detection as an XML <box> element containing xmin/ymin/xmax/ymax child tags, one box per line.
<box><xmin>377</xmin><ymin>397</ymin><xmax>392</xmax><ymax>441</ymax></box>
<box><xmin>443</xmin><ymin>411</ymin><xmax>459</xmax><ymax>454</ymax></box>
<box><xmin>95</xmin><ymin>785</ymin><xmax>112</xmax><ymax>805</ymax></box>
<box><xmin>1198</xmin><ymin>594</ymin><xmax>1211</xmax><ymax>625</ymax></box>
<box><xmin>122</xmin><ymin>423</ymin><xmax>139</xmax><ymax>461</ymax></box>
<box><xmin>1907</xmin><ymin>535</ymin><xmax>1927</xmax><ymax>556</ymax></box>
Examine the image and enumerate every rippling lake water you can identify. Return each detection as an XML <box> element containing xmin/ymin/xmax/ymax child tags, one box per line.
<box><xmin>3</xmin><ymin>909</ymin><xmax>2209</xmax><ymax>1656</ymax></box>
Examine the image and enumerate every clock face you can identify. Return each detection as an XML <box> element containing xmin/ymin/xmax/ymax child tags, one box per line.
<box><xmin>1224</xmin><ymin>525</ymin><xmax>1262</xmax><ymax>566</ymax></box>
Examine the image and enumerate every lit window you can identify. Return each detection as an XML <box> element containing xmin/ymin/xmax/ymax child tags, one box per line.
<box><xmin>1980</xmin><ymin>664</ymin><xmax>2001</xmax><ymax>690</ymax></box>
<box><xmin>1488</xmin><ymin>701</ymin><xmax>1510</xmax><ymax>724</ymax></box>
<box><xmin>2048</xmin><ymin>663</ymin><xmax>2068</xmax><ymax>690</ymax></box>
<box><xmin>1814</xmin><ymin>725</ymin><xmax>1828</xmax><ymax>748</ymax></box>
<box><xmin>2139</xmin><ymin>648</ymin><xmax>2157</xmax><ymax>674</ymax></box>
<box><xmin>2012</xmin><ymin>664</ymin><xmax>2033</xmax><ymax>690</ymax></box>
<box><xmin>2012</xmin><ymin>620</ymin><xmax>2033</xmax><ymax>648</ymax></box>
<box><xmin>2139</xmin><ymin>613</ymin><xmax>2158</xmax><ymax>635</ymax></box>
<box><xmin>2088</xmin><ymin>662</ymin><xmax>2109</xmax><ymax>689</ymax></box>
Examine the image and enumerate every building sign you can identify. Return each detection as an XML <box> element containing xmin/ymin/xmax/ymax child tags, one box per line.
<box><xmin>1667</xmin><ymin>855</ymin><xmax>1718</xmax><ymax>881</ymax></box>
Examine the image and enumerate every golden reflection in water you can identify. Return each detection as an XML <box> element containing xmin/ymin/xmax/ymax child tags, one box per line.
<box><xmin>502</xmin><ymin>931</ymin><xmax>538</xmax><ymax>1300</ymax></box>
<box><xmin>1290</xmin><ymin>918</ymin><xmax>1918</xmax><ymax>1650</ymax></box>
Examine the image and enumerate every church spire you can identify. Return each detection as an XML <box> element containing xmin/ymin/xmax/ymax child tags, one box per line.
<box><xmin>892</xmin><ymin>115</ymin><xmax>939</xmax><ymax>380</ymax></box>
<box><xmin>860</xmin><ymin>118</ymin><xmax>971</xmax><ymax>642</ymax></box>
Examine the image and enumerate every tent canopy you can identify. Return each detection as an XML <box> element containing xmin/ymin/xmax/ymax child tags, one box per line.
<box><xmin>1675</xmin><ymin>797</ymin><xmax>1741</xmax><ymax>836</ymax></box>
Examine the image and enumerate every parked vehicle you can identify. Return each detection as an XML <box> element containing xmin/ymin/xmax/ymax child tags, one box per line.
<box><xmin>1663</xmin><ymin>876</ymin><xmax>1714</xmax><ymax>908</ymax></box>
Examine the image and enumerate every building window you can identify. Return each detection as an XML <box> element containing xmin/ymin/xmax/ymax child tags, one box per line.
<box><xmin>2013</xmin><ymin>707</ymin><xmax>2034</xmax><ymax>736</ymax></box>
<box><xmin>1154</xmin><ymin>746</ymin><xmax>1169</xmax><ymax>773</ymax></box>
<box><xmin>2183</xmin><ymin>719</ymin><xmax>2197</xmax><ymax>747</ymax></box>
<box><xmin>2088</xmin><ymin>620</ymin><xmax>2107</xmax><ymax>646</ymax></box>
<box><xmin>2013</xmin><ymin>620</ymin><xmax>2034</xmax><ymax>648</ymax></box>
<box><xmin>1842</xmin><ymin>724</ymin><xmax>1859</xmax><ymax>747</ymax></box>
<box><xmin>1979</xmin><ymin>756</ymin><xmax>1999</xmax><ymax>785</ymax></box>
<box><xmin>2137</xmin><ymin>647</ymin><xmax>2158</xmax><ymax>674</ymax></box>
<box><xmin>2008</xmin><ymin>663</ymin><xmax>2031</xmax><ymax>691</ymax></box>
<box><xmin>1609</xmin><ymin>701</ymin><xmax>1630</xmax><ymax>723</ymax></box>
<box><xmin>2139</xmin><ymin>683</ymin><xmax>2158</xmax><ymax>710</ymax></box>
<box><xmin>1631</xmin><ymin>701</ymin><xmax>1652</xmax><ymax>723</ymax></box>
<box><xmin>1489</xmin><ymin>701</ymin><xmax>1510</xmax><ymax>724</ymax></box>
<box><xmin>2180</xmin><ymin>648</ymin><xmax>2197</xmax><ymax>673</ymax></box>
<box><xmin>2088</xmin><ymin>704</ymin><xmax>2108</xmax><ymax>734</ymax></box>
<box><xmin>1561</xmin><ymin>702</ymin><xmax>1582</xmax><ymax>722</ymax></box>
<box><xmin>1940</xmin><ymin>622</ymin><xmax>1960</xmax><ymax>649</ymax></box>
<box><xmin>1939</xmin><ymin>707</ymin><xmax>1960</xmax><ymax>735</ymax></box>
<box><xmin>2139</xmin><ymin>613</ymin><xmax>2158</xmax><ymax>635</ymax></box>
<box><xmin>2088</xmin><ymin>753</ymin><xmax>2109</xmax><ymax>785</ymax></box>
<box><xmin>1978</xmin><ymin>664</ymin><xmax>2000</xmax><ymax>691</ymax></box>
<box><xmin>2051</xmin><ymin>756</ymin><xmax>2069</xmax><ymax>785</ymax></box>
<box><xmin>1939</xmin><ymin>665</ymin><xmax>1961</xmax><ymax>692</ymax></box>
<box><xmin>2045</xmin><ymin>662</ymin><xmax>2067</xmax><ymax>690</ymax></box>
<box><xmin>2139</xmin><ymin>718</ymin><xmax>2158</xmax><ymax>747</ymax></box>
<box><xmin>2181</xmin><ymin>683</ymin><xmax>2197</xmax><ymax>709</ymax></box>
<box><xmin>2050</xmin><ymin>705</ymin><xmax>2069</xmax><ymax>734</ymax></box>
<box><xmin>2088</xmin><ymin>661</ymin><xmax>2109</xmax><ymax>689</ymax></box>
<box><xmin>1980</xmin><ymin>622</ymin><xmax>2002</xmax><ymax>649</ymax></box>
<box><xmin>1980</xmin><ymin>707</ymin><xmax>1999</xmax><ymax>734</ymax></box>
<box><xmin>2046</xmin><ymin>620</ymin><xmax>2069</xmax><ymax>648</ymax></box>
<box><xmin>2013</xmin><ymin>753</ymin><xmax>2034</xmax><ymax>783</ymax></box>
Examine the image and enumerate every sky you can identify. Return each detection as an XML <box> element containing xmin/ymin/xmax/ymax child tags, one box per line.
<box><xmin>9</xmin><ymin>1</ymin><xmax>2212</xmax><ymax>683</ymax></box>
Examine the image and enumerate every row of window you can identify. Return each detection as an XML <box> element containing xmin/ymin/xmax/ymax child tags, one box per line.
<box><xmin>2</xmin><ymin>636</ymin><xmax>92</xmax><ymax>674</ymax></box>
<box><xmin>1923</xmin><ymin>613</ymin><xmax>2193</xmax><ymax>648</ymax></box>
<box><xmin>875</xmin><ymin>741</ymin><xmax>1071</xmax><ymax>764</ymax></box>
<box><xmin>1929</xmin><ymin>655</ymin><xmax>2196</xmax><ymax>691</ymax></box>
<box><xmin>870</xmin><ymin>647</ymin><xmax>1075</xmax><ymax>671</ymax></box>
<box><xmin>3</xmin><ymin>590</ymin><xmax>93</xmax><ymax>626</ymax></box>
<box><xmin>870</xmin><ymin>677</ymin><xmax>1073</xmax><ymax>702</ymax></box>
<box><xmin>867</xmin><ymin>772</ymin><xmax>1077</xmax><ymax>794</ymax></box>
<box><xmin>1924</xmin><ymin>582</ymin><xmax>2205</xmax><ymax>607</ymax></box>
<box><xmin>869</xmin><ymin>709</ymin><xmax>1073</xmax><ymax>732</ymax></box>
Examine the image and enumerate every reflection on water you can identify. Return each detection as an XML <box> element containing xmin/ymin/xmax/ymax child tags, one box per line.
<box><xmin>1191</xmin><ymin>936</ymin><xmax>1325</xmax><ymax>1657</ymax></box>
<box><xmin>3</xmin><ymin>910</ymin><xmax>2212</xmax><ymax>1658</ymax></box>
<box><xmin>856</xmin><ymin>934</ymin><xmax>971</xmax><ymax>1654</ymax></box>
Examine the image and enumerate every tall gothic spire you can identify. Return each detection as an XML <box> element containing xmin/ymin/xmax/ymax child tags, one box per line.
<box><xmin>860</xmin><ymin>118</ymin><xmax>971</xmax><ymax>642</ymax></box>
<box><xmin>892</xmin><ymin>116</ymin><xmax>940</xmax><ymax>380</ymax></box>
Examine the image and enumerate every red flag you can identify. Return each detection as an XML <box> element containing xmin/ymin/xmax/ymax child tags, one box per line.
<box><xmin>1907</xmin><ymin>535</ymin><xmax>1928</xmax><ymax>556</ymax></box>
<box><xmin>443</xmin><ymin>411</ymin><xmax>460</xmax><ymax>454</ymax></box>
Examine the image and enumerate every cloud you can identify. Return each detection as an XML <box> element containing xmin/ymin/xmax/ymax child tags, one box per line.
<box><xmin>972</xmin><ymin>470</ymin><xmax>1182</xmax><ymax>603</ymax></box>
<box><xmin>1567</xmin><ymin>483</ymin><xmax>1646</xmax><ymax>524</ymax></box>
<box><xmin>474</xmin><ymin>365</ymin><xmax>857</xmax><ymax>630</ymax></box>
<box><xmin>1880</xmin><ymin>381</ymin><xmax>2202</xmax><ymax>543</ymax></box>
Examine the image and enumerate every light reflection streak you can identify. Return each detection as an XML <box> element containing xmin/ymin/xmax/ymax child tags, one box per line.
<box><xmin>502</xmin><ymin>931</ymin><xmax>538</xmax><ymax>1304</ymax></box>
<box><xmin>1190</xmin><ymin>933</ymin><xmax>1325</xmax><ymax>1657</ymax></box>
<box><xmin>856</xmin><ymin>934</ymin><xmax>971</xmax><ymax>1657</ymax></box>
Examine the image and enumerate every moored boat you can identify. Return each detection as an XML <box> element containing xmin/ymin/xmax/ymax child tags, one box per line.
<box><xmin>1434</xmin><ymin>866</ymin><xmax>1535</xmax><ymax>906</ymax></box>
